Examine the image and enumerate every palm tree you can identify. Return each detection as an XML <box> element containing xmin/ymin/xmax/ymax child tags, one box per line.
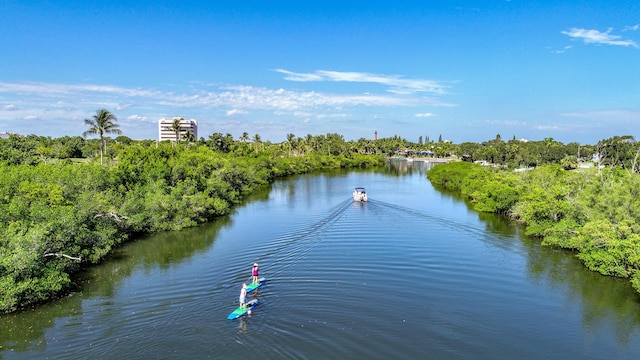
<box><xmin>305</xmin><ymin>134</ymin><xmax>314</xmax><ymax>153</ymax></box>
<box><xmin>171</xmin><ymin>118</ymin><xmax>182</xmax><ymax>143</ymax></box>
<box><xmin>252</xmin><ymin>134</ymin><xmax>262</xmax><ymax>153</ymax></box>
<box><xmin>286</xmin><ymin>133</ymin><xmax>295</xmax><ymax>156</ymax></box>
<box><xmin>182</xmin><ymin>129</ymin><xmax>195</xmax><ymax>142</ymax></box>
<box><xmin>83</xmin><ymin>109</ymin><xmax>122</xmax><ymax>165</ymax></box>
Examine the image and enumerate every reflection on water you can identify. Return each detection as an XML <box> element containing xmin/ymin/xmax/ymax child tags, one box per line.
<box><xmin>385</xmin><ymin>157</ymin><xmax>440</xmax><ymax>175</ymax></box>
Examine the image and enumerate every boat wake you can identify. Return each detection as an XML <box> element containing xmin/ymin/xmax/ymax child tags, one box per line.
<box><xmin>258</xmin><ymin>199</ymin><xmax>354</xmax><ymax>278</ymax></box>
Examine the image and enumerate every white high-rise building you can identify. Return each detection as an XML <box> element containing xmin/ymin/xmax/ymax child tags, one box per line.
<box><xmin>158</xmin><ymin>118</ymin><xmax>198</xmax><ymax>141</ymax></box>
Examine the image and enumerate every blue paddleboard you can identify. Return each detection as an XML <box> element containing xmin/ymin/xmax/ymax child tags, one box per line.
<box><xmin>246</xmin><ymin>277</ymin><xmax>266</xmax><ymax>292</ymax></box>
<box><xmin>227</xmin><ymin>299</ymin><xmax>258</xmax><ymax>320</ymax></box>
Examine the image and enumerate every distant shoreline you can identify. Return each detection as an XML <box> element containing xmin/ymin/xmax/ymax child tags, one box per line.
<box><xmin>390</xmin><ymin>156</ymin><xmax>454</xmax><ymax>163</ymax></box>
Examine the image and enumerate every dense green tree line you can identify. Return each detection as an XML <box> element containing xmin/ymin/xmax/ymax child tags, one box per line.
<box><xmin>0</xmin><ymin>139</ymin><xmax>383</xmax><ymax>313</ymax></box>
<box><xmin>455</xmin><ymin>135</ymin><xmax>640</xmax><ymax>171</ymax></box>
<box><xmin>427</xmin><ymin>161</ymin><xmax>640</xmax><ymax>294</ymax></box>
<box><xmin>4</xmin><ymin>125</ymin><xmax>639</xmax><ymax>171</ymax></box>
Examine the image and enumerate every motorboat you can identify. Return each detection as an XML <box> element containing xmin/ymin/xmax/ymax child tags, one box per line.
<box><xmin>353</xmin><ymin>187</ymin><xmax>368</xmax><ymax>202</ymax></box>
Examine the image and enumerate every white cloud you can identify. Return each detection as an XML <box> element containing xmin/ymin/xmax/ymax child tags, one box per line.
<box><xmin>316</xmin><ymin>113</ymin><xmax>347</xmax><ymax>119</ymax></box>
<box><xmin>623</xmin><ymin>24</ymin><xmax>639</xmax><ymax>31</ymax></box>
<box><xmin>482</xmin><ymin>119</ymin><xmax>526</xmax><ymax>126</ymax></box>
<box><xmin>562</xmin><ymin>27</ymin><xmax>639</xmax><ymax>48</ymax></box>
<box><xmin>534</xmin><ymin>125</ymin><xmax>560</xmax><ymax>130</ymax></box>
<box><xmin>126</xmin><ymin>114</ymin><xmax>147</xmax><ymax>121</ymax></box>
<box><xmin>202</xmin><ymin>85</ymin><xmax>426</xmax><ymax>110</ymax></box>
<box><xmin>2</xmin><ymin>104</ymin><xmax>17</xmax><ymax>111</ymax></box>
<box><xmin>274</xmin><ymin>70</ymin><xmax>324</xmax><ymax>82</ymax></box>
<box><xmin>415</xmin><ymin>112</ymin><xmax>435</xmax><ymax>118</ymax></box>
<box><xmin>115</xmin><ymin>103</ymin><xmax>130</xmax><ymax>111</ymax></box>
<box><xmin>0</xmin><ymin>82</ymin><xmax>164</xmax><ymax>98</ymax></box>
<box><xmin>552</xmin><ymin>45</ymin><xmax>573</xmax><ymax>54</ymax></box>
<box><xmin>226</xmin><ymin>109</ymin><xmax>247</xmax><ymax>116</ymax></box>
<box><xmin>293</xmin><ymin>111</ymin><xmax>312</xmax><ymax>118</ymax></box>
<box><xmin>274</xmin><ymin>69</ymin><xmax>451</xmax><ymax>95</ymax></box>
<box><xmin>0</xmin><ymin>75</ymin><xmax>458</xmax><ymax>120</ymax></box>
<box><xmin>0</xmin><ymin>81</ymin><xmax>430</xmax><ymax>113</ymax></box>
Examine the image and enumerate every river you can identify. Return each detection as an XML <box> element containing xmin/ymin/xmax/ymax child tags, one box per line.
<box><xmin>2</xmin><ymin>160</ymin><xmax>640</xmax><ymax>359</ymax></box>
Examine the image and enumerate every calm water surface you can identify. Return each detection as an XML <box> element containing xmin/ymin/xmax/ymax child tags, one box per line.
<box><xmin>2</xmin><ymin>161</ymin><xmax>640</xmax><ymax>359</ymax></box>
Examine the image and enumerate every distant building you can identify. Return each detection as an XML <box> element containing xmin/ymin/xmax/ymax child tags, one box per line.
<box><xmin>158</xmin><ymin>118</ymin><xmax>198</xmax><ymax>142</ymax></box>
<box><xmin>0</xmin><ymin>132</ymin><xmax>9</xmax><ymax>139</ymax></box>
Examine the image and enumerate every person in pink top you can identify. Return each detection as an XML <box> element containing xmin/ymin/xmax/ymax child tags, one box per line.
<box><xmin>252</xmin><ymin>263</ymin><xmax>259</xmax><ymax>284</ymax></box>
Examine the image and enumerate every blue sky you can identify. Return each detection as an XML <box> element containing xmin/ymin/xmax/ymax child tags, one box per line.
<box><xmin>1</xmin><ymin>1</ymin><xmax>638</xmax><ymax>144</ymax></box>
